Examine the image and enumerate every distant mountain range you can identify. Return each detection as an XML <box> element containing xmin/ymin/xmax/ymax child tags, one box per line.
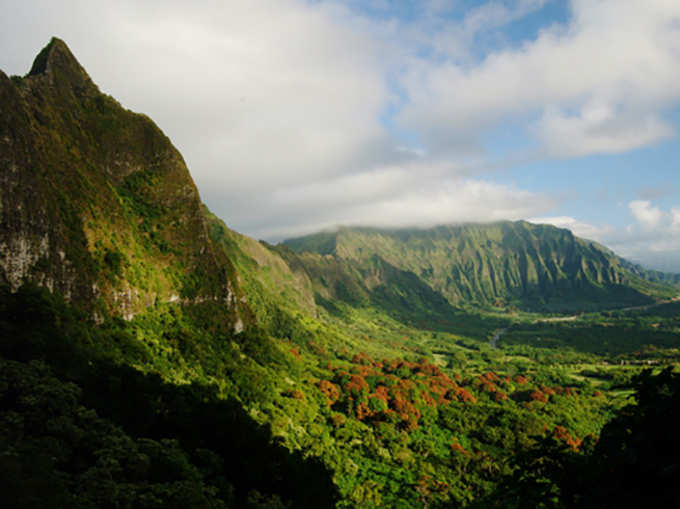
<box><xmin>282</xmin><ymin>223</ymin><xmax>679</xmax><ymax>313</ymax></box>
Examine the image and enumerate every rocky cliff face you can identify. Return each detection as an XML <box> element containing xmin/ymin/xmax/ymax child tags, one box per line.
<box><xmin>0</xmin><ymin>38</ymin><xmax>245</xmax><ymax>328</ymax></box>
<box><xmin>284</xmin><ymin>222</ymin><xmax>677</xmax><ymax>312</ymax></box>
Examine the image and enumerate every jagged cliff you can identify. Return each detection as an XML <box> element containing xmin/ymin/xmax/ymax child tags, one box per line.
<box><xmin>0</xmin><ymin>38</ymin><xmax>245</xmax><ymax>327</ymax></box>
<box><xmin>283</xmin><ymin>222</ymin><xmax>677</xmax><ymax>312</ymax></box>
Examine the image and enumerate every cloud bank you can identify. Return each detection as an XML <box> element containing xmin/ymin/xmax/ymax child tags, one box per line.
<box><xmin>398</xmin><ymin>0</ymin><xmax>680</xmax><ymax>158</ymax></box>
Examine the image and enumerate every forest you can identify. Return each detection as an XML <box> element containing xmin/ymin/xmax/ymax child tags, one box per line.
<box><xmin>2</xmin><ymin>280</ymin><xmax>679</xmax><ymax>508</ymax></box>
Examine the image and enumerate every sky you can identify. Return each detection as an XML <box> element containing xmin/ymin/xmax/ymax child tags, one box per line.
<box><xmin>1</xmin><ymin>0</ymin><xmax>679</xmax><ymax>272</ymax></box>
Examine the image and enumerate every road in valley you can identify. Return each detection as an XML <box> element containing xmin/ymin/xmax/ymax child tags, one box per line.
<box><xmin>535</xmin><ymin>295</ymin><xmax>680</xmax><ymax>324</ymax></box>
<box><xmin>490</xmin><ymin>328</ymin><xmax>507</xmax><ymax>349</ymax></box>
<box><xmin>488</xmin><ymin>296</ymin><xmax>679</xmax><ymax>348</ymax></box>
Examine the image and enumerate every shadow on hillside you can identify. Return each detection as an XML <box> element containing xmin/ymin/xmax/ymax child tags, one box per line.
<box><xmin>517</xmin><ymin>282</ymin><xmax>656</xmax><ymax>314</ymax></box>
<box><xmin>502</xmin><ymin>321</ymin><xmax>680</xmax><ymax>357</ymax></box>
<box><xmin>0</xmin><ymin>284</ymin><xmax>338</xmax><ymax>508</ymax></box>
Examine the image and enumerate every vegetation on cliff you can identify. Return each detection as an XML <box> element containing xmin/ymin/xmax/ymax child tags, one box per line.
<box><xmin>284</xmin><ymin>224</ymin><xmax>677</xmax><ymax>313</ymax></box>
<box><xmin>0</xmin><ymin>37</ymin><xmax>244</xmax><ymax>327</ymax></box>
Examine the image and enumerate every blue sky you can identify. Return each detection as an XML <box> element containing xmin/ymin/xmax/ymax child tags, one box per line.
<box><xmin>1</xmin><ymin>0</ymin><xmax>679</xmax><ymax>271</ymax></box>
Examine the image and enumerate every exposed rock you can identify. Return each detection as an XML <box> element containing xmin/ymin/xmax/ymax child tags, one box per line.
<box><xmin>0</xmin><ymin>38</ymin><xmax>248</xmax><ymax>329</ymax></box>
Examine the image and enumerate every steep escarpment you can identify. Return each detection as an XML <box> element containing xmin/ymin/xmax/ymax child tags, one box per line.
<box><xmin>0</xmin><ymin>38</ymin><xmax>245</xmax><ymax>326</ymax></box>
<box><xmin>284</xmin><ymin>222</ymin><xmax>677</xmax><ymax>312</ymax></box>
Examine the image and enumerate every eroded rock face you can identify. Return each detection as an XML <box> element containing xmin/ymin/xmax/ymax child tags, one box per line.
<box><xmin>283</xmin><ymin>223</ymin><xmax>677</xmax><ymax>313</ymax></box>
<box><xmin>0</xmin><ymin>233</ymin><xmax>49</xmax><ymax>291</ymax></box>
<box><xmin>0</xmin><ymin>38</ymin><xmax>247</xmax><ymax>331</ymax></box>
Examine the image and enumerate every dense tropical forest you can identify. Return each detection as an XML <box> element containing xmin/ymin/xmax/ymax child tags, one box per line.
<box><xmin>1</xmin><ymin>38</ymin><xmax>680</xmax><ymax>508</ymax></box>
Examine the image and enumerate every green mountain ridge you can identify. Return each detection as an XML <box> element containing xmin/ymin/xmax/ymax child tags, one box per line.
<box><xmin>284</xmin><ymin>223</ymin><xmax>678</xmax><ymax>313</ymax></box>
<box><xmin>0</xmin><ymin>37</ymin><xmax>246</xmax><ymax>328</ymax></box>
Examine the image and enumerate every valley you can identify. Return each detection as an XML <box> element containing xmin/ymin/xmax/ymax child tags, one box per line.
<box><xmin>1</xmin><ymin>39</ymin><xmax>679</xmax><ymax>509</ymax></box>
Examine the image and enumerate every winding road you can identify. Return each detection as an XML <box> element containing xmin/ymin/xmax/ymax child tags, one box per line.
<box><xmin>536</xmin><ymin>295</ymin><xmax>680</xmax><ymax>323</ymax></box>
<box><xmin>490</xmin><ymin>328</ymin><xmax>507</xmax><ymax>349</ymax></box>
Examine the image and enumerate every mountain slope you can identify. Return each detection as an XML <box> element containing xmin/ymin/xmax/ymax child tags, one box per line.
<box><xmin>0</xmin><ymin>38</ymin><xmax>245</xmax><ymax>327</ymax></box>
<box><xmin>203</xmin><ymin>208</ymin><xmax>323</xmax><ymax>343</ymax></box>
<box><xmin>273</xmin><ymin>243</ymin><xmax>463</xmax><ymax>329</ymax></box>
<box><xmin>284</xmin><ymin>222</ymin><xmax>678</xmax><ymax>312</ymax></box>
<box><xmin>0</xmin><ymin>38</ymin><xmax>341</xmax><ymax>507</ymax></box>
<box><xmin>619</xmin><ymin>258</ymin><xmax>680</xmax><ymax>288</ymax></box>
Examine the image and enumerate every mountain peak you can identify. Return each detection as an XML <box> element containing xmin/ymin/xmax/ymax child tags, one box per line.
<box><xmin>29</xmin><ymin>38</ymin><xmax>77</xmax><ymax>74</ymax></box>
<box><xmin>27</xmin><ymin>37</ymin><xmax>96</xmax><ymax>93</ymax></box>
<box><xmin>1</xmin><ymin>38</ymin><xmax>246</xmax><ymax>325</ymax></box>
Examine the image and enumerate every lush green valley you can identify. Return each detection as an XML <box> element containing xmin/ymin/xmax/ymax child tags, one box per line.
<box><xmin>2</xmin><ymin>39</ymin><xmax>680</xmax><ymax>508</ymax></box>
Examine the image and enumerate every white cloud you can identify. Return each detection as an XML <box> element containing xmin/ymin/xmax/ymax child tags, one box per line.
<box><xmin>629</xmin><ymin>200</ymin><xmax>663</xmax><ymax>229</ymax></box>
<box><xmin>527</xmin><ymin>216</ymin><xmax>612</xmax><ymax>241</ymax></box>
<box><xmin>398</xmin><ymin>0</ymin><xmax>680</xmax><ymax>157</ymax></box>
<box><xmin>461</xmin><ymin>0</ymin><xmax>549</xmax><ymax>37</ymax></box>
<box><xmin>233</xmin><ymin>165</ymin><xmax>556</xmax><ymax>239</ymax></box>
<box><xmin>610</xmin><ymin>201</ymin><xmax>680</xmax><ymax>271</ymax></box>
<box><xmin>536</xmin><ymin>103</ymin><xmax>673</xmax><ymax>158</ymax></box>
<box><xmin>672</xmin><ymin>208</ymin><xmax>680</xmax><ymax>231</ymax></box>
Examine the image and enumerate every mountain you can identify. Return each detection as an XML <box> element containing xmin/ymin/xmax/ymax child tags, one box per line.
<box><xmin>0</xmin><ymin>38</ymin><xmax>339</xmax><ymax>508</ymax></box>
<box><xmin>3</xmin><ymin>38</ymin><xmax>680</xmax><ymax>509</ymax></box>
<box><xmin>283</xmin><ymin>222</ymin><xmax>678</xmax><ymax>313</ymax></box>
<box><xmin>0</xmin><ymin>38</ymin><xmax>245</xmax><ymax>328</ymax></box>
<box><xmin>619</xmin><ymin>258</ymin><xmax>680</xmax><ymax>287</ymax></box>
